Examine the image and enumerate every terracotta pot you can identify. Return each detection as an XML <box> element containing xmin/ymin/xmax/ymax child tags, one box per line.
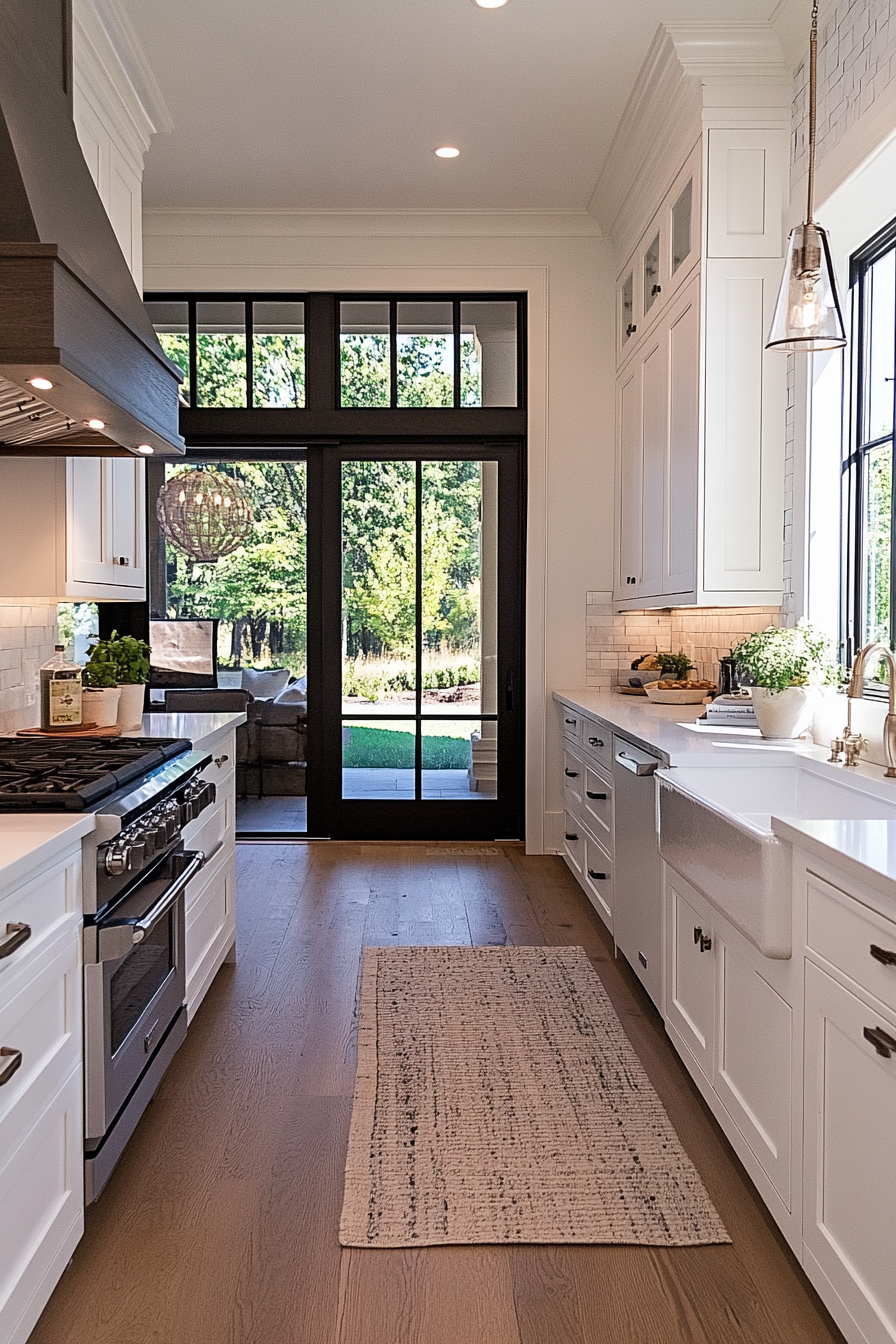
<box><xmin>116</xmin><ymin>682</ymin><xmax>146</xmax><ymax>732</ymax></box>
<box><xmin>82</xmin><ymin>686</ymin><xmax>121</xmax><ymax>729</ymax></box>
<box><xmin>751</xmin><ymin>685</ymin><xmax>818</xmax><ymax>739</ymax></box>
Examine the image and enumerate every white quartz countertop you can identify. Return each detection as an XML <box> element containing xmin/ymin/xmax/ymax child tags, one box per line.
<box><xmin>772</xmin><ymin>816</ymin><xmax>896</xmax><ymax>907</ymax></box>
<box><xmin>130</xmin><ymin>712</ymin><xmax>246</xmax><ymax>754</ymax></box>
<box><xmin>0</xmin><ymin>813</ymin><xmax>95</xmax><ymax>892</ymax></box>
<box><xmin>553</xmin><ymin>689</ymin><xmax>822</xmax><ymax>766</ymax></box>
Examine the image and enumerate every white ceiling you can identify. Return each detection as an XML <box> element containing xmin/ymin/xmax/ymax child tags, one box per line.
<box><xmin>119</xmin><ymin>0</ymin><xmax>779</xmax><ymax>215</ymax></box>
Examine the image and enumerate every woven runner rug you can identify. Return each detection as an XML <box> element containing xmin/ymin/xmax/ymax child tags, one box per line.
<box><xmin>339</xmin><ymin>945</ymin><xmax>730</xmax><ymax>1248</ymax></box>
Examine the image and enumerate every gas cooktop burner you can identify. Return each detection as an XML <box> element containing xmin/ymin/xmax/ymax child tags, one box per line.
<box><xmin>0</xmin><ymin>737</ymin><xmax>192</xmax><ymax>811</ymax></box>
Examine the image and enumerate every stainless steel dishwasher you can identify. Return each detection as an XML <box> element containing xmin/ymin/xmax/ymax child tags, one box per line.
<box><xmin>612</xmin><ymin>733</ymin><xmax>664</xmax><ymax>1011</ymax></box>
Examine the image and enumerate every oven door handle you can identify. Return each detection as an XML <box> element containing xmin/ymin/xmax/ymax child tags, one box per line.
<box><xmin>97</xmin><ymin>851</ymin><xmax>205</xmax><ymax>962</ymax></box>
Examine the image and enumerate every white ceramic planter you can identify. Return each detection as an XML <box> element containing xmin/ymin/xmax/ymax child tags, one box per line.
<box><xmin>82</xmin><ymin>686</ymin><xmax>121</xmax><ymax>729</ymax></box>
<box><xmin>116</xmin><ymin>682</ymin><xmax>146</xmax><ymax>732</ymax></box>
<box><xmin>751</xmin><ymin>685</ymin><xmax>818</xmax><ymax>739</ymax></box>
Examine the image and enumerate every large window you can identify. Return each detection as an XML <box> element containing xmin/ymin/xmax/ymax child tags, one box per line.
<box><xmin>847</xmin><ymin>221</ymin><xmax>896</xmax><ymax>662</ymax></box>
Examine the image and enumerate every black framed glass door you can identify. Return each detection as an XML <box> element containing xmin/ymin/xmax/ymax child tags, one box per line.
<box><xmin>307</xmin><ymin>443</ymin><xmax>524</xmax><ymax>840</ymax></box>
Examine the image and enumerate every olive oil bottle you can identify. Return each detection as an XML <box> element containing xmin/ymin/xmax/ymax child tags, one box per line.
<box><xmin>39</xmin><ymin>645</ymin><xmax>83</xmax><ymax>730</ymax></box>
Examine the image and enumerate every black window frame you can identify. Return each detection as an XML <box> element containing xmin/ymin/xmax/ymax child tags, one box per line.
<box><xmin>843</xmin><ymin>218</ymin><xmax>896</xmax><ymax>683</ymax></box>
<box><xmin>143</xmin><ymin>290</ymin><xmax>528</xmax><ymax>445</ymax></box>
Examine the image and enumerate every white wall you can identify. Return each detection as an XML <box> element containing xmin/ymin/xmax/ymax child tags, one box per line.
<box><xmin>143</xmin><ymin>211</ymin><xmax>614</xmax><ymax>851</ymax></box>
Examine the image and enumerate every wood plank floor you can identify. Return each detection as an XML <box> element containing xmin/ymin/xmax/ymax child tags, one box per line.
<box><xmin>30</xmin><ymin>843</ymin><xmax>847</xmax><ymax>1344</ymax></box>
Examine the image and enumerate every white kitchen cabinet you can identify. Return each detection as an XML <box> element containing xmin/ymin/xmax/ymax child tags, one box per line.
<box><xmin>664</xmin><ymin>862</ymin><xmax>798</xmax><ymax>1240</ymax></box>
<box><xmin>181</xmin><ymin>731</ymin><xmax>237</xmax><ymax>1021</ymax></box>
<box><xmin>615</xmin><ymin>277</ymin><xmax>699</xmax><ymax>602</ymax></box>
<box><xmin>613</xmin><ymin>120</ymin><xmax>788</xmax><ymax>610</ymax></box>
<box><xmin>0</xmin><ymin>842</ymin><xmax>84</xmax><ymax>1344</ymax></box>
<box><xmin>800</xmin><ymin>867</ymin><xmax>896</xmax><ymax>1344</ymax></box>
<box><xmin>0</xmin><ymin>456</ymin><xmax>146</xmax><ymax>601</ymax></box>
<box><xmin>557</xmin><ymin>707</ymin><xmax>615</xmax><ymax>934</ymax></box>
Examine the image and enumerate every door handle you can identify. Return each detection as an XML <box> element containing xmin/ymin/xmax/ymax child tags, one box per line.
<box><xmin>564</xmin><ymin>832</ymin><xmax>578</xmax><ymax>842</ymax></box>
<box><xmin>564</xmin><ymin>768</ymin><xmax>579</xmax><ymax>778</ymax></box>
<box><xmin>870</xmin><ymin>944</ymin><xmax>896</xmax><ymax>966</ymax></box>
<box><xmin>587</xmin><ymin>869</ymin><xmax>607</xmax><ymax>880</ymax></box>
<box><xmin>0</xmin><ymin>1047</ymin><xmax>22</xmax><ymax>1086</ymax></box>
<box><xmin>586</xmin><ymin>791</ymin><xmax>607</xmax><ymax>800</ymax></box>
<box><xmin>0</xmin><ymin>922</ymin><xmax>30</xmax><ymax>959</ymax></box>
<box><xmin>864</xmin><ymin>1025</ymin><xmax>896</xmax><ymax>1058</ymax></box>
<box><xmin>693</xmin><ymin>926</ymin><xmax>712</xmax><ymax>953</ymax></box>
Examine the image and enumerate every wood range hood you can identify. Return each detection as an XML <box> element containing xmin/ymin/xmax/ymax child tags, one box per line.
<box><xmin>0</xmin><ymin>1</ymin><xmax>184</xmax><ymax>458</ymax></box>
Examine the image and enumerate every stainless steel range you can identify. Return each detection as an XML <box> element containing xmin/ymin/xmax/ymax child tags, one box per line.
<box><xmin>0</xmin><ymin>736</ymin><xmax>216</xmax><ymax>1201</ymax></box>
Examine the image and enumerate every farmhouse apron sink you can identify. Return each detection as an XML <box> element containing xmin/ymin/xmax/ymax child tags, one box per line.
<box><xmin>656</xmin><ymin>759</ymin><xmax>896</xmax><ymax>958</ymax></box>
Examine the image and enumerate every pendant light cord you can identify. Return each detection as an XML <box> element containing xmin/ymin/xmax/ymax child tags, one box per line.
<box><xmin>807</xmin><ymin>0</ymin><xmax>818</xmax><ymax>223</ymax></box>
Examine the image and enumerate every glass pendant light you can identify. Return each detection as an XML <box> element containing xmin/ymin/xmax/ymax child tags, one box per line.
<box><xmin>766</xmin><ymin>2</ymin><xmax>846</xmax><ymax>352</ymax></box>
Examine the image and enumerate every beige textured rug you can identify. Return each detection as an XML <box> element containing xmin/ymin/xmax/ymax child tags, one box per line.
<box><xmin>339</xmin><ymin>945</ymin><xmax>730</xmax><ymax>1248</ymax></box>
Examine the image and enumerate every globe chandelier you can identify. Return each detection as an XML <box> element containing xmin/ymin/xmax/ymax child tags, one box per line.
<box><xmin>766</xmin><ymin>1</ymin><xmax>846</xmax><ymax>352</ymax></box>
<box><xmin>156</xmin><ymin>467</ymin><xmax>253</xmax><ymax>562</ymax></box>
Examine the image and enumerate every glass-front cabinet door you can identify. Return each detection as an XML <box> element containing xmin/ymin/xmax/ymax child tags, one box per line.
<box><xmin>643</xmin><ymin>232</ymin><xmax>661</xmax><ymax>315</ymax></box>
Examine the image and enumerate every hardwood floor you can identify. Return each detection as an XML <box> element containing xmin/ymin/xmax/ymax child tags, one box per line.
<box><xmin>30</xmin><ymin>843</ymin><xmax>846</xmax><ymax>1344</ymax></box>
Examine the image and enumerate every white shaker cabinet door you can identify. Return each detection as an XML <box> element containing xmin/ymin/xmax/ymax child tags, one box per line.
<box><xmin>664</xmin><ymin>279</ymin><xmax>699</xmax><ymax>596</ymax></box>
<box><xmin>702</xmin><ymin>257</ymin><xmax>785</xmax><ymax>599</ymax></box>
<box><xmin>616</xmin><ymin>359</ymin><xmax>643</xmax><ymax>599</ymax></box>
<box><xmin>804</xmin><ymin>961</ymin><xmax>896</xmax><ymax>1344</ymax></box>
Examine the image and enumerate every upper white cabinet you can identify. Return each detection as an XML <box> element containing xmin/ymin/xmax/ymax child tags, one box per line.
<box><xmin>613</xmin><ymin>119</ymin><xmax>788</xmax><ymax>609</ymax></box>
<box><xmin>0</xmin><ymin>456</ymin><xmax>146</xmax><ymax>601</ymax></box>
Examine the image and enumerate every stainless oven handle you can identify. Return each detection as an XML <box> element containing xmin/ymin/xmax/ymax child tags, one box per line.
<box><xmin>97</xmin><ymin>851</ymin><xmax>204</xmax><ymax>961</ymax></box>
<box><xmin>130</xmin><ymin>851</ymin><xmax>205</xmax><ymax>943</ymax></box>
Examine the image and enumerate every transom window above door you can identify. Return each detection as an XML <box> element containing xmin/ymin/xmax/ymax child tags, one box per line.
<box><xmin>143</xmin><ymin>292</ymin><xmax>525</xmax><ymax>415</ymax></box>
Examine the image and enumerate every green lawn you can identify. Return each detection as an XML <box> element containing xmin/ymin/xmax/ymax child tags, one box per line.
<box><xmin>343</xmin><ymin>725</ymin><xmax>471</xmax><ymax>770</ymax></box>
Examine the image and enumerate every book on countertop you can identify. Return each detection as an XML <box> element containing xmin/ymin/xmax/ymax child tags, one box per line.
<box><xmin>699</xmin><ymin>694</ymin><xmax>759</xmax><ymax>727</ymax></box>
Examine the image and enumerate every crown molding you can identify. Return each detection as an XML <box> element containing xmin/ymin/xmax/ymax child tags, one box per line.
<box><xmin>590</xmin><ymin>22</ymin><xmax>788</xmax><ymax>251</ymax></box>
<box><xmin>73</xmin><ymin>0</ymin><xmax>173</xmax><ymax>164</ymax></box>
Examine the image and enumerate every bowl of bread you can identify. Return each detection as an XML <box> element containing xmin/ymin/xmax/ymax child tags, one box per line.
<box><xmin>644</xmin><ymin>679</ymin><xmax>717</xmax><ymax>704</ymax></box>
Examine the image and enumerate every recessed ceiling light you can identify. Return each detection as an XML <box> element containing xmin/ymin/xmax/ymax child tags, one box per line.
<box><xmin>136</xmin><ymin>444</ymin><xmax>154</xmax><ymax>454</ymax></box>
<box><xmin>474</xmin><ymin>0</ymin><xmax>508</xmax><ymax>7</ymax></box>
<box><xmin>86</xmin><ymin>418</ymin><xmax>105</xmax><ymax>430</ymax></box>
<box><xmin>28</xmin><ymin>377</ymin><xmax>53</xmax><ymax>391</ymax></box>
<box><xmin>434</xmin><ymin>146</ymin><xmax>460</xmax><ymax>159</ymax></box>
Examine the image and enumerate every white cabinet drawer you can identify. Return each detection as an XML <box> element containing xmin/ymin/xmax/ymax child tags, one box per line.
<box><xmin>0</xmin><ymin>1063</ymin><xmax>83</xmax><ymax>1344</ymax></box>
<box><xmin>562</xmin><ymin>748</ymin><xmax>584</xmax><ymax>812</ymax></box>
<box><xmin>185</xmin><ymin>843</ymin><xmax>235</xmax><ymax>1020</ymax></box>
<box><xmin>581</xmin><ymin>718</ymin><xmax>613</xmax><ymax>772</ymax></box>
<box><xmin>582</xmin><ymin>765</ymin><xmax>612</xmax><ymax>844</ymax></box>
<box><xmin>0</xmin><ymin>920</ymin><xmax>81</xmax><ymax>1135</ymax></box>
<box><xmin>560</xmin><ymin>709</ymin><xmax>581</xmax><ymax>742</ymax></box>
<box><xmin>807</xmin><ymin>872</ymin><xmax>896</xmax><ymax>1017</ymax></box>
<box><xmin>562</xmin><ymin>811</ymin><xmax>585</xmax><ymax>879</ymax></box>
<box><xmin>0</xmin><ymin>854</ymin><xmax>80</xmax><ymax>990</ymax></box>
<box><xmin>583</xmin><ymin>832</ymin><xmax>613</xmax><ymax>931</ymax></box>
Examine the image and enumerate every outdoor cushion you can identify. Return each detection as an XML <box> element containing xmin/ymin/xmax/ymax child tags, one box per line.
<box><xmin>241</xmin><ymin>667</ymin><xmax>291</xmax><ymax>699</ymax></box>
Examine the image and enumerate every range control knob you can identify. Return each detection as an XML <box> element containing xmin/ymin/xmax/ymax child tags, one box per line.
<box><xmin>105</xmin><ymin>843</ymin><xmax>130</xmax><ymax>876</ymax></box>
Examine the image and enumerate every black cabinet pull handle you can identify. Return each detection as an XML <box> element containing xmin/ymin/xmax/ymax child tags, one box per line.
<box><xmin>864</xmin><ymin>1025</ymin><xmax>896</xmax><ymax>1058</ymax></box>
<box><xmin>0</xmin><ymin>1047</ymin><xmax>22</xmax><ymax>1086</ymax></box>
<box><xmin>565</xmin><ymin>718</ymin><xmax>576</xmax><ymax>725</ymax></box>
<box><xmin>651</xmin><ymin>283</ymin><xmax>662</xmax><ymax>296</ymax></box>
<box><xmin>0</xmin><ymin>923</ymin><xmax>30</xmax><ymax>959</ymax></box>
<box><xmin>564</xmin><ymin>768</ymin><xmax>579</xmax><ymax>778</ymax></box>
<box><xmin>586</xmin><ymin>791</ymin><xmax>607</xmax><ymax>800</ymax></box>
<box><xmin>564</xmin><ymin>832</ymin><xmax>578</xmax><ymax>842</ymax></box>
<box><xmin>588</xmin><ymin>737</ymin><xmax>604</xmax><ymax>748</ymax></box>
<box><xmin>693</xmin><ymin>926</ymin><xmax>712</xmax><ymax>953</ymax></box>
<box><xmin>588</xmin><ymin>870</ymin><xmax>607</xmax><ymax>881</ymax></box>
<box><xmin>870</xmin><ymin>944</ymin><xmax>896</xmax><ymax>966</ymax></box>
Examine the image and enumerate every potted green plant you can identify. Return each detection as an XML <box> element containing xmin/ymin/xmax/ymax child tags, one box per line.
<box><xmin>85</xmin><ymin>631</ymin><xmax>150</xmax><ymax>731</ymax></box>
<box><xmin>730</xmin><ymin>620</ymin><xmax>839</xmax><ymax>739</ymax></box>
<box><xmin>82</xmin><ymin>645</ymin><xmax>121</xmax><ymax>729</ymax></box>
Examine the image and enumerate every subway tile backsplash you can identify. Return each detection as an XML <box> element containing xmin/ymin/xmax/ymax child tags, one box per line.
<box><xmin>0</xmin><ymin>604</ymin><xmax>57</xmax><ymax>733</ymax></box>
<box><xmin>585</xmin><ymin>594</ymin><xmax>780</xmax><ymax>688</ymax></box>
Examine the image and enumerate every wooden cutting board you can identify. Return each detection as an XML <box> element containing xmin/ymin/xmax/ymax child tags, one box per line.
<box><xmin>17</xmin><ymin>724</ymin><xmax>122</xmax><ymax>738</ymax></box>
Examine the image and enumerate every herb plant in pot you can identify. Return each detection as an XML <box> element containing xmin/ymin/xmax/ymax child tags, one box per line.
<box><xmin>81</xmin><ymin>648</ymin><xmax>121</xmax><ymax>729</ymax></box>
<box><xmin>85</xmin><ymin>632</ymin><xmax>150</xmax><ymax>731</ymax></box>
<box><xmin>730</xmin><ymin>621</ymin><xmax>839</xmax><ymax>739</ymax></box>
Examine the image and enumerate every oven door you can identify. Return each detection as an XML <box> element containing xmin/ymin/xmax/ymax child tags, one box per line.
<box><xmin>84</xmin><ymin>848</ymin><xmax>203</xmax><ymax>1142</ymax></box>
